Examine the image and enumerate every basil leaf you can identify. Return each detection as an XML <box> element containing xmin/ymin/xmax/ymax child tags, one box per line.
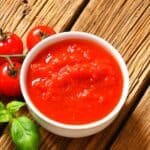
<box><xmin>11</xmin><ymin>116</ymin><xmax>40</xmax><ymax>150</ymax></box>
<box><xmin>0</xmin><ymin>102</ymin><xmax>5</xmax><ymax>110</ymax></box>
<box><xmin>0</xmin><ymin>109</ymin><xmax>12</xmax><ymax>123</ymax></box>
<box><xmin>6</xmin><ymin>101</ymin><xmax>25</xmax><ymax>115</ymax></box>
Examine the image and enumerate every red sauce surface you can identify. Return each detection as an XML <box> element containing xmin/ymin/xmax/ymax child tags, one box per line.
<box><xmin>27</xmin><ymin>39</ymin><xmax>123</xmax><ymax>124</ymax></box>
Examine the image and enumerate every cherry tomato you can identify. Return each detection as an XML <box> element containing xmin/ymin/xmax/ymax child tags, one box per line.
<box><xmin>26</xmin><ymin>25</ymin><xmax>56</xmax><ymax>50</ymax></box>
<box><xmin>0</xmin><ymin>62</ymin><xmax>21</xmax><ymax>97</ymax></box>
<box><xmin>0</xmin><ymin>29</ymin><xmax>23</xmax><ymax>64</ymax></box>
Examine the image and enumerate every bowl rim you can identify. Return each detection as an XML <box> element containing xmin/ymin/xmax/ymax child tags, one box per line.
<box><xmin>20</xmin><ymin>31</ymin><xmax>129</xmax><ymax>130</ymax></box>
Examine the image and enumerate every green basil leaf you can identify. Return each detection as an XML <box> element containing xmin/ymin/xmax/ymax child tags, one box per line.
<box><xmin>0</xmin><ymin>102</ymin><xmax>5</xmax><ymax>110</ymax></box>
<box><xmin>0</xmin><ymin>109</ymin><xmax>12</xmax><ymax>123</ymax></box>
<box><xmin>6</xmin><ymin>101</ymin><xmax>25</xmax><ymax>115</ymax></box>
<box><xmin>11</xmin><ymin>116</ymin><xmax>40</xmax><ymax>150</ymax></box>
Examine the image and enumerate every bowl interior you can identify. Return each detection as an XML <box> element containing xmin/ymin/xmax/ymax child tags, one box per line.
<box><xmin>20</xmin><ymin>31</ymin><xmax>129</xmax><ymax>129</ymax></box>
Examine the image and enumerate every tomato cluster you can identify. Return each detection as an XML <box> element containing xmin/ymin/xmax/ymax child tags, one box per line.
<box><xmin>0</xmin><ymin>26</ymin><xmax>56</xmax><ymax>97</ymax></box>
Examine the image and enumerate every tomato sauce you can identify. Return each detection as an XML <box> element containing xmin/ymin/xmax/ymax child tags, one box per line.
<box><xmin>27</xmin><ymin>39</ymin><xmax>123</xmax><ymax>124</ymax></box>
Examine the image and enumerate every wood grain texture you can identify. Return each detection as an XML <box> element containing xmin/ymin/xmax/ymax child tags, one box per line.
<box><xmin>67</xmin><ymin>0</ymin><xmax>150</xmax><ymax>149</ymax></box>
<box><xmin>0</xmin><ymin>0</ymin><xmax>88</xmax><ymax>39</ymax></box>
<box><xmin>0</xmin><ymin>0</ymin><xmax>89</xmax><ymax>149</ymax></box>
<box><xmin>111</xmin><ymin>88</ymin><xmax>150</xmax><ymax>150</ymax></box>
<box><xmin>0</xmin><ymin>0</ymin><xmax>149</xmax><ymax>149</ymax></box>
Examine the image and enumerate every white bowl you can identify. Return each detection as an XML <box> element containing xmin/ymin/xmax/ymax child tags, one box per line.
<box><xmin>20</xmin><ymin>32</ymin><xmax>129</xmax><ymax>137</ymax></box>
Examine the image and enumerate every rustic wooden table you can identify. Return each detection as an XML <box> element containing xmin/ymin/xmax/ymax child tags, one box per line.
<box><xmin>0</xmin><ymin>0</ymin><xmax>149</xmax><ymax>149</ymax></box>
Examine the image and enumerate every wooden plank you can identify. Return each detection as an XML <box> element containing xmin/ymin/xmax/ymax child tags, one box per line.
<box><xmin>111</xmin><ymin>88</ymin><xmax>150</xmax><ymax>150</ymax></box>
<box><xmin>66</xmin><ymin>0</ymin><xmax>150</xmax><ymax>149</ymax></box>
<box><xmin>0</xmin><ymin>0</ymin><xmax>88</xmax><ymax>37</ymax></box>
<box><xmin>0</xmin><ymin>0</ymin><xmax>149</xmax><ymax>149</ymax></box>
<box><xmin>0</xmin><ymin>0</ymin><xmax>89</xmax><ymax>149</ymax></box>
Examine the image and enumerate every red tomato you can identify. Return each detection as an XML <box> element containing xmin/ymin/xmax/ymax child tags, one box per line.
<box><xmin>0</xmin><ymin>29</ymin><xmax>23</xmax><ymax>64</ymax></box>
<box><xmin>26</xmin><ymin>25</ymin><xmax>56</xmax><ymax>50</ymax></box>
<box><xmin>0</xmin><ymin>62</ymin><xmax>21</xmax><ymax>97</ymax></box>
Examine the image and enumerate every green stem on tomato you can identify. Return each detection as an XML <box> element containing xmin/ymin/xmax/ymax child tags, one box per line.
<box><xmin>0</xmin><ymin>28</ymin><xmax>7</xmax><ymax>41</ymax></box>
<box><xmin>0</xmin><ymin>54</ymin><xmax>26</xmax><ymax>58</ymax></box>
<box><xmin>34</xmin><ymin>29</ymin><xmax>48</xmax><ymax>40</ymax></box>
<box><xmin>39</xmin><ymin>31</ymin><xmax>48</xmax><ymax>39</ymax></box>
<box><xmin>0</xmin><ymin>28</ymin><xmax>3</xmax><ymax>35</ymax></box>
<box><xmin>5</xmin><ymin>56</ymin><xmax>14</xmax><ymax>68</ymax></box>
<box><xmin>4</xmin><ymin>56</ymin><xmax>18</xmax><ymax>77</ymax></box>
